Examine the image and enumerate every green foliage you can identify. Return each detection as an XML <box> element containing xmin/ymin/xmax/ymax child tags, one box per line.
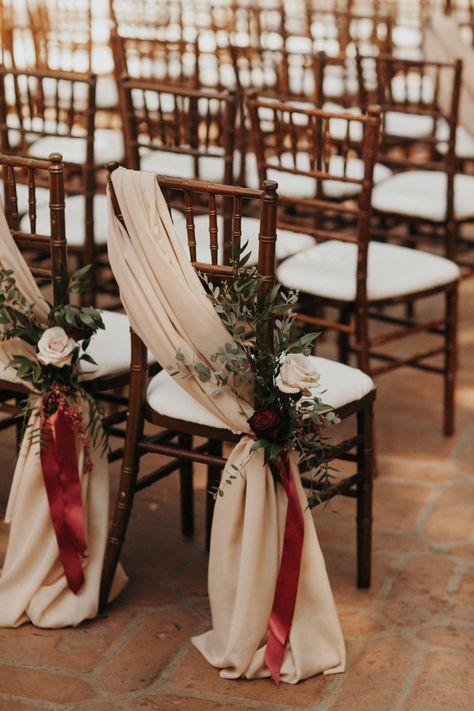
<box><xmin>0</xmin><ymin>266</ymin><xmax>107</xmax><ymax>454</ymax></box>
<box><xmin>171</xmin><ymin>242</ymin><xmax>339</xmax><ymax>497</ymax></box>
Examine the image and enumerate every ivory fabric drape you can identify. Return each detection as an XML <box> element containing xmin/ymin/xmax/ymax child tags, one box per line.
<box><xmin>0</xmin><ymin>204</ymin><xmax>127</xmax><ymax>628</ymax></box>
<box><xmin>423</xmin><ymin>12</ymin><xmax>474</xmax><ymax>138</ymax></box>
<box><xmin>107</xmin><ymin>167</ymin><xmax>345</xmax><ymax>683</ymax></box>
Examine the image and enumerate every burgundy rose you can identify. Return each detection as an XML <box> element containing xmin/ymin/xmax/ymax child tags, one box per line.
<box><xmin>248</xmin><ymin>408</ymin><xmax>282</xmax><ymax>442</ymax></box>
<box><xmin>64</xmin><ymin>326</ymin><xmax>94</xmax><ymax>342</ymax></box>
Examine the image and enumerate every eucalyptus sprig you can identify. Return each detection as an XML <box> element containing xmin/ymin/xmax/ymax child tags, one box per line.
<box><xmin>169</xmin><ymin>242</ymin><xmax>339</xmax><ymax>498</ymax></box>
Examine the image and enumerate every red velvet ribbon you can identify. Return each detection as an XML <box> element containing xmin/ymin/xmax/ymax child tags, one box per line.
<box><xmin>264</xmin><ymin>452</ymin><xmax>305</xmax><ymax>685</ymax></box>
<box><xmin>40</xmin><ymin>407</ymin><xmax>87</xmax><ymax>594</ymax></box>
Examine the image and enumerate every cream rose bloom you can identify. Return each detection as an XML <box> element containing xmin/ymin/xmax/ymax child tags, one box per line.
<box><xmin>276</xmin><ymin>353</ymin><xmax>320</xmax><ymax>395</ymax></box>
<box><xmin>37</xmin><ymin>327</ymin><xmax>77</xmax><ymax>368</ymax></box>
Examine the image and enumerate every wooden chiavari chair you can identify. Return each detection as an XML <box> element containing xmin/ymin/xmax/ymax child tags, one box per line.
<box><xmin>111</xmin><ymin>33</ymin><xmax>200</xmax><ymax>86</ymax></box>
<box><xmin>0</xmin><ymin>66</ymin><xmax>124</xmax><ymax>303</ymax></box>
<box><xmin>358</xmin><ymin>54</ymin><xmax>474</xmax><ymax>267</ymax></box>
<box><xmin>0</xmin><ymin>151</ymin><xmax>155</xmax><ymax>460</ymax></box>
<box><xmin>99</xmin><ymin>163</ymin><xmax>376</xmax><ymax>609</ymax></box>
<box><xmin>246</xmin><ymin>94</ymin><xmax>460</xmax><ymax>436</ymax></box>
<box><xmin>27</xmin><ymin>0</ymin><xmax>118</xmax><ymax>115</ymax></box>
<box><xmin>119</xmin><ymin>78</ymin><xmax>237</xmax><ymax>183</ymax></box>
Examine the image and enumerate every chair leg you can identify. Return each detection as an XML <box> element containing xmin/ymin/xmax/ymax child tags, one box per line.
<box><xmin>356</xmin><ymin>400</ymin><xmax>374</xmax><ymax>588</ymax></box>
<box><xmin>99</xmin><ymin>331</ymin><xmax>147</xmax><ymax>612</ymax></box>
<box><xmin>179</xmin><ymin>433</ymin><xmax>194</xmax><ymax>538</ymax></box>
<box><xmin>443</xmin><ymin>284</ymin><xmax>458</xmax><ymax>437</ymax></box>
<box><xmin>338</xmin><ymin>305</ymin><xmax>351</xmax><ymax>364</ymax></box>
<box><xmin>99</xmin><ymin>406</ymin><xmax>144</xmax><ymax>612</ymax></box>
<box><xmin>206</xmin><ymin>439</ymin><xmax>223</xmax><ymax>551</ymax></box>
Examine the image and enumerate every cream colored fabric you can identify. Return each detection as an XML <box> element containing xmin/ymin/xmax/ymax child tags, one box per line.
<box><xmin>423</xmin><ymin>13</ymin><xmax>474</xmax><ymax>139</ymax></box>
<box><xmin>0</xmin><ymin>204</ymin><xmax>127</xmax><ymax>628</ymax></box>
<box><xmin>107</xmin><ymin>166</ymin><xmax>345</xmax><ymax>683</ymax></box>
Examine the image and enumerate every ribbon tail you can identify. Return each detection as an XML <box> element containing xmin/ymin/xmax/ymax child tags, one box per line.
<box><xmin>55</xmin><ymin>409</ymin><xmax>87</xmax><ymax>554</ymax></box>
<box><xmin>264</xmin><ymin>455</ymin><xmax>305</xmax><ymax>685</ymax></box>
<box><xmin>40</xmin><ymin>409</ymin><xmax>86</xmax><ymax>595</ymax></box>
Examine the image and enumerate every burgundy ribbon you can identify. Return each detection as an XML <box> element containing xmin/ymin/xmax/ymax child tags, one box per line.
<box><xmin>40</xmin><ymin>407</ymin><xmax>87</xmax><ymax>594</ymax></box>
<box><xmin>264</xmin><ymin>452</ymin><xmax>305</xmax><ymax>685</ymax></box>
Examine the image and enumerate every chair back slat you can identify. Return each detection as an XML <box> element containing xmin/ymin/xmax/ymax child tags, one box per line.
<box><xmin>0</xmin><ymin>151</ymin><xmax>68</xmax><ymax>306</ymax></box>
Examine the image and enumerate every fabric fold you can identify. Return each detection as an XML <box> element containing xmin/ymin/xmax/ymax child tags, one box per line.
<box><xmin>0</xmin><ymin>201</ymin><xmax>127</xmax><ymax>628</ymax></box>
<box><xmin>107</xmin><ymin>167</ymin><xmax>345</xmax><ymax>682</ymax></box>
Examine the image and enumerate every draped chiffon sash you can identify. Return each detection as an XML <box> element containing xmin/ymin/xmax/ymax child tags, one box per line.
<box><xmin>107</xmin><ymin>167</ymin><xmax>345</xmax><ymax>682</ymax></box>
<box><xmin>0</xmin><ymin>203</ymin><xmax>127</xmax><ymax>627</ymax></box>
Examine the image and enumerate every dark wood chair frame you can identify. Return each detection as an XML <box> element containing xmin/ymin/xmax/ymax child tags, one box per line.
<box><xmin>99</xmin><ymin>163</ymin><xmax>376</xmax><ymax>611</ymax></box>
<box><xmin>118</xmin><ymin>76</ymin><xmax>237</xmax><ymax>186</ymax></box>
<box><xmin>0</xmin><ymin>65</ymin><xmax>107</xmax><ymax>304</ymax></box>
<box><xmin>246</xmin><ymin>93</ymin><xmax>458</xmax><ymax>436</ymax></box>
<box><xmin>356</xmin><ymin>54</ymin><xmax>473</xmax><ymax>268</ymax></box>
<box><xmin>0</xmin><ymin>151</ymin><xmax>137</xmax><ymax>463</ymax></box>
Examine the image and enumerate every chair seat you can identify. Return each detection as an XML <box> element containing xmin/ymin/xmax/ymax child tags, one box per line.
<box><xmin>140</xmin><ymin>150</ymin><xmax>227</xmax><ymax>182</ymax></box>
<box><xmin>80</xmin><ymin>311</ymin><xmax>155</xmax><ymax>381</ymax></box>
<box><xmin>0</xmin><ymin>311</ymin><xmax>151</xmax><ymax>385</ymax></box>
<box><xmin>321</xmin><ymin>104</ymin><xmax>433</xmax><ymax>142</ymax></box>
<box><xmin>96</xmin><ymin>76</ymin><xmax>119</xmax><ymax>110</ymax></box>
<box><xmin>385</xmin><ymin>111</ymin><xmax>434</xmax><ymax>138</ymax></box>
<box><xmin>147</xmin><ymin>355</ymin><xmax>375</xmax><ymax>429</ymax></box>
<box><xmin>436</xmin><ymin>122</ymin><xmax>474</xmax><ymax>160</ymax></box>
<box><xmin>277</xmin><ymin>240</ymin><xmax>460</xmax><ymax>302</ymax></box>
<box><xmin>2</xmin><ymin>183</ymin><xmax>50</xmax><ymax>215</ymax></box>
<box><xmin>372</xmin><ymin>170</ymin><xmax>474</xmax><ymax>221</ymax></box>
<box><xmin>27</xmin><ymin>129</ymin><xmax>124</xmax><ymax>166</ymax></box>
<box><xmin>260</xmin><ymin>153</ymin><xmax>392</xmax><ymax>199</ymax></box>
<box><xmin>171</xmin><ymin>212</ymin><xmax>314</xmax><ymax>264</ymax></box>
<box><xmin>20</xmin><ymin>194</ymin><xmax>108</xmax><ymax>246</ymax></box>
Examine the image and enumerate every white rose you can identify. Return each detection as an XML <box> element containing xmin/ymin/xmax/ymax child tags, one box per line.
<box><xmin>37</xmin><ymin>327</ymin><xmax>77</xmax><ymax>368</ymax></box>
<box><xmin>276</xmin><ymin>353</ymin><xmax>320</xmax><ymax>395</ymax></box>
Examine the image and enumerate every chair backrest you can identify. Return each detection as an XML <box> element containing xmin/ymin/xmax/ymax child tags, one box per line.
<box><xmin>0</xmin><ymin>66</ymin><xmax>97</xmax><ymax>170</ymax></box>
<box><xmin>229</xmin><ymin>44</ymin><xmax>323</xmax><ymax>104</ymax></box>
<box><xmin>356</xmin><ymin>54</ymin><xmax>462</xmax><ymax>172</ymax></box>
<box><xmin>245</xmin><ymin>91</ymin><xmax>381</xmax><ymax>302</ymax></box>
<box><xmin>109</xmin><ymin>0</ymin><xmax>184</xmax><ymax>41</ymax></box>
<box><xmin>119</xmin><ymin>77</ymin><xmax>237</xmax><ymax>185</ymax></box>
<box><xmin>111</xmin><ymin>32</ymin><xmax>200</xmax><ymax>86</ymax></box>
<box><xmin>107</xmin><ymin>163</ymin><xmax>278</xmax><ymax>359</ymax></box>
<box><xmin>27</xmin><ymin>0</ymin><xmax>94</xmax><ymax>73</ymax></box>
<box><xmin>0</xmin><ymin>151</ymin><xmax>68</xmax><ymax>306</ymax></box>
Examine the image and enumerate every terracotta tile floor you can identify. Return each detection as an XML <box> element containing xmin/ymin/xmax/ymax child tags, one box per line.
<box><xmin>0</xmin><ymin>278</ymin><xmax>473</xmax><ymax>711</ymax></box>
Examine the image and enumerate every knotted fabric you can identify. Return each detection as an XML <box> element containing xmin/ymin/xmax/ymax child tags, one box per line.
<box><xmin>0</xmin><ymin>203</ymin><xmax>127</xmax><ymax>627</ymax></box>
<box><xmin>107</xmin><ymin>167</ymin><xmax>345</xmax><ymax>683</ymax></box>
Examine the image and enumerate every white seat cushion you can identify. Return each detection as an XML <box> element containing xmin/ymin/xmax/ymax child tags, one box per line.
<box><xmin>80</xmin><ymin>311</ymin><xmax>155</xmax><ymax>381</ymax></box>
<box><xmin>0</xmin><ymin>311</ymin><xmax>152</xmax><ymax>385</ymax></box>
<box><xmin>1</xmin><ymin>183</ymin><xmax>50</xmax><ymax>215</ymax></box>
<box><xmin>262</xmin><ymin>153</ymin><xmax>392</xmax><ymax>199</ymax></box>
<box><xmin>278</xmin><ymin>240</ymin><xmax>460</xmax><ymax>302</ymax></box>
<box><xmin>171</xmin><ymin>212</ymin><xmax>314</xmax><ymax>265</ymax></box>
<box><xmin>20</xmin><ymin>194</ymin><xmax>108</xmax><ymax>246</ymax></box>
<box><xmin>372</xmin><ymin>170</ymin><xmax>474</xmax><ymax>221</ymax></box>
<box><xmin>436</xmin><ymin>122</ymin><xmax>474</xmax><ymax>160</ymax></box>
<box><xmin>385</xmin><ymin>111</ymin><xmax>434</xmax><ymax>139</ymax></box>
<box><xmin>140</xmin><ymin>150</ymin><xmax>227</xmax><ymax>182</ymax></box>
<box><xmin>146</xmin><ymin>354</ymin><xmax>374</xmax><ymax>429</ymax></box>
<box><xmin>96</xmin><ymin>76</ymin><xmax>119</xmax><ymax>110</ymax></box>
<box><xmin>27</xmin><ymin>129</ymin><xmax>124</xmax><ymax>166</ymax></box>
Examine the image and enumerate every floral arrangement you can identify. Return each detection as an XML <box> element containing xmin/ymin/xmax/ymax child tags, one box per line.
<box><xmin>169</xmin><ymin>245</ymin><xmax>339</xmax><ymax>496</ymax></box>
<box><xmin>0</xmin><ymin>265</ymin><xmax>107</xmax><ymax>463</ymax></box>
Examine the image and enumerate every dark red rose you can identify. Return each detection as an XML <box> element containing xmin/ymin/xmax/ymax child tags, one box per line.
<box><xmin>64</xmin><ymin>326</ymin><xmax>94</xmax><ymax>342</ymax></box>
<box><xmin>248</xmin><ymin>408</ymin><xmax>282</xmax><ymax>441</ymax></box>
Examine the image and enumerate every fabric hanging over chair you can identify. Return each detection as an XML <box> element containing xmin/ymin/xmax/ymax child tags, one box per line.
<box><xmin>107</xmin><ymin>167</ymin><xmax>345</xmax><ymax>683</ymax></box>
<box><xmin>0</xmin><ymin>204</ymin><xmax>127</xmax><ymax>628</ymax></box>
